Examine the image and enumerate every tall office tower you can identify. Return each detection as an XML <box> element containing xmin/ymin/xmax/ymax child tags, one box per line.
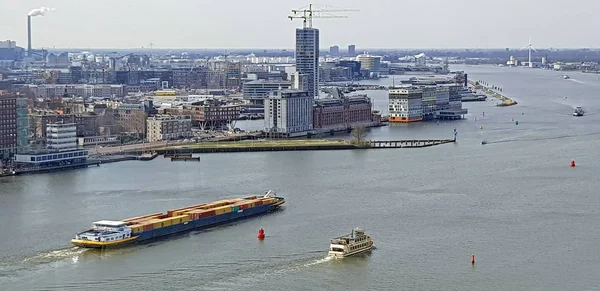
<box><xmin>329</xmin><ymin>45</ymin><xmax>339</xmax><ymax>55</ymax></box>
<box><xmin>348</xmin><ymin>44</ymin><xmax>356</xmax><ymax>56</ymax></box>
<box><xmin>295</xmin><ymin>27</ymin><xmax>319</xmax><ymax>98</ymax></box>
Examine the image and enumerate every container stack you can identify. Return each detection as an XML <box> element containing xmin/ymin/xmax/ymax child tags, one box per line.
<box><xmin>123</xmin><ymin>196</ymin><xmax>278</xmax><ymax>234</ymax></box>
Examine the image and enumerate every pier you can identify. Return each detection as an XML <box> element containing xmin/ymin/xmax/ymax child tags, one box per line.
<box><xmin>153</xmin><ymin>138</ymin><xmax>456</xmax><ymax>154</ymax></box>
<box><xmin>468</xmin><ymin>80</ymin><xmax>518</xmax><ymax>106</ymax></box>
<box><xmin>170</xmin><ymin>154</ymin><xmax>200</xmax><ymax>162</ymax></box>
<box><xmin>368</xmin><ymin>139</ymin><xmax>455</xmax><ymax>148</ymax></box>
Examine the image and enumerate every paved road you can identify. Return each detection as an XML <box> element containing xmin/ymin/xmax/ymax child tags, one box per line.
<box><xmin>90</xmin><ymin>132</ymin><xmax>263</xmax><ymax>155</ymax></box>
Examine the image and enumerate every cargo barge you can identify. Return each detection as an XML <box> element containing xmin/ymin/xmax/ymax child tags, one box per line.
<box><xmin>71</xmin><ymin>191</ymin><xmax>285</xmax><ymax>248</ymax></box>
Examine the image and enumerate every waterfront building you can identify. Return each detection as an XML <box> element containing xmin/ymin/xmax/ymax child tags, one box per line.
<box><xmin>295</xmin><ymin>28</ymin><xmax>320</xmax><ymax>98</ymax></box>
<box><xmin>14</xmin><ymin>122</ymin><xmax>89</xmax><ymax>166</ymax></box>
<box><xmin>356</xmin><ymin>54</ymin><xmax>382</xmax><ymax>72</ymax></box>
<box><xmin>348</xmin><ymin>44</ymin><xmax>356</xmax><ymax>57</ymax></box>
<box><xmin>0</xmin><ymin>94</ymin><xmax>28</xmax><ymax>159</ymax></box>
<box><xmin>264</xmin><ymin>90</ymin><xmax>313</xmax><ymax>137</ymax></box>
<box><xmin>242</xmin><ymin>79</ymin><xmax>291</xmax><ymax>103</ymax></box>
<box><xmin>313</xmin><ymin>95</ymin><xmax>380</xmax><ymax>132</ymax></box>
<box><xmin>388</xmin><ymin>88</ymin><xmax>423</xmax><ymax>123</ymax></box>
<box><xmin>388</xmin><ymin>85</ymin><xmax>468</xmax><ymax>123</ymax></box>
<box><xmin>163</xmin><ymin>99</ymin><xmax>240</xmax><ymax>130</ymax></box>
<box><xmin>115</xmin><ymin>100</ymin><xmax>157</xmax><ymax>138</ymax></box>
<box><xmin>146</xmin><ymin>115</ymin><xmax>193</xmax><ymax>142</ymax></box>
<box><xmin>337</xmin><ymin>61</ymin><xmax>361</xmax><ymax>78</ymax></box>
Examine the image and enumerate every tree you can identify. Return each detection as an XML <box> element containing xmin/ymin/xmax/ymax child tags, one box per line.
<box><xmin>350</xmin><ymin>126</ymin><xmax>367</xmax><ymax>146</ymax></box>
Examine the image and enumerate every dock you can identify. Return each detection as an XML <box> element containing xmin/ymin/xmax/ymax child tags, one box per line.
<box><xmin>170</xmin><ymin>154</ymin><xmax>200</xmax><ymax>162</ymax></box>
<box><xmin>468</xmin><ymin>80</ymin><xmax>517</xmax><ymax>106</ymax></box>
<box><xmin>368</xmin><ymin>139</ymin><xmax>455</xmax><ymax>148</ymax></box>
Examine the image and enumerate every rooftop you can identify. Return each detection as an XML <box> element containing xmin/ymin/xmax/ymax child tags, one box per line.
<box><xmin>92</xmin><ymin>220</ymin><xmax>127</xmax><ymax>227</ymax></box>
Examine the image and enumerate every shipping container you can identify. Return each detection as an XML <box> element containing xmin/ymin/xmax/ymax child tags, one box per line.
<box><xmin>129</xmin><ymin>225</ymin><xmax>144</xmax><ymax>233</ymax></box>
<box><xmin>214</xmin><ymin>206</ymin><xmax>233</xmax><ymax>215</ymax></box>
<box><xmin>143</xmin><ymin>224</ymin><xmax>154</xmax><ymax>231</ymax></box>
<box><xmin>170</xmin><ymin>215</ymin><xmax>190</xmax><ymax>225</ymax></box>
<box><xmin>231</xmin><ymin>205</ymin><xmax>240</xmax><ymax>212</ymax></box>
<box><xmin>244</xmin><ymin>196</ymin><xmax>257</xmax><ymax>200</ymax></box>
<box><xmin>263</xmin><ymin>197</ymin><xmax>276</xmax><ymax>204</ymax></box>
<box><xmin>167</xmin><ymin>203</ymin><xmax>207</xmax><ymax>214</ymax></box>
<box><xmin>254</xmin><ymin>200</ymin><xmax>264</xmax><ymax>206</ymax></box>
<box><xmin>188</xmin><ymin>209</ymin><xmax>216</xmax><ymax>220</ymax></box>
<box><xmin>122</xmin><ymin>212</ymin><xmax>164</xmax><ymax>222</ymax></box>
<box><xmin>235</xmin><ymin>202</ymin><xmax>249</xmax><ymax>210</ymax></box>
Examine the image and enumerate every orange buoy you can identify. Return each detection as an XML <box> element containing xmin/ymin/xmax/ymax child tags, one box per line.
<box><xmin>570</xmin><ymin>160</ymin><xmax>576</xmax><ymax>167</ymax></box>
<box><xmin>257</xmin><ymin>227</ymin><xmax>265</xmax><ymax>240</ymax></box>
<box><xmin>471</xmin><ymin>254</ymin><xmax>475</xmax><ymax>264</ymax></box>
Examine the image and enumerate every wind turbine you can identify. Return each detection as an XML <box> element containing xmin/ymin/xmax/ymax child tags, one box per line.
<box><xmin>521</xmin><ymin>37</ymin><xmax>537</xmax><ymax>68</ymax></box>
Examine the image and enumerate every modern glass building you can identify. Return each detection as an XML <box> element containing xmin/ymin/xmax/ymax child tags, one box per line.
<box><xmin>295</xmin><ymin>28</ymin><xmax>319</xmax><ymax>98</ymax></box>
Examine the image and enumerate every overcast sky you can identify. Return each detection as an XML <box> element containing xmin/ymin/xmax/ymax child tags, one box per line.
<box><xmin>1</xmin><ymin>0</ymin><xmax>598</xmax><ymax>50</ymax></box>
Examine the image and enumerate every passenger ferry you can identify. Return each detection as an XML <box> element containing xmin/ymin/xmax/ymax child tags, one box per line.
<box><xmin>328</xmin><ymin>228</ymin><xmax>374</xmax><ymax>258</ymax></box>
<box><xmin>71</xmin><ymin>191</ymin><xmax>285</xmax><ymax>248</ymax></box>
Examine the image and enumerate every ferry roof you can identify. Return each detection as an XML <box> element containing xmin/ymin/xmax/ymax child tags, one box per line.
<box><xmin>93</xmin><ymin>220</ymin><xmax>126</xmax><ymax>227</ymax></box>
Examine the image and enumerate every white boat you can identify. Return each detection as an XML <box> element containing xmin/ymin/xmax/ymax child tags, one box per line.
<box><xmin>328</xmin><ymin>228</ymin><xmax>374</xmax><ymax>258</ymax></box>
<box><xmin>573</xmin><ymin>106</ymin><xmax>584</xmax><ymax>116</ymax></box>
<box><xmin>563</xmin><ymin>75</ymin><xmax>570</xmax><ymax>79</ymax></box>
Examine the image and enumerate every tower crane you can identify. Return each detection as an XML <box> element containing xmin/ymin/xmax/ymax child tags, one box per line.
<box><xmin>288</xmin><ymin>4</ymin><xmax>358</xmax><ymax>28</ymax></box>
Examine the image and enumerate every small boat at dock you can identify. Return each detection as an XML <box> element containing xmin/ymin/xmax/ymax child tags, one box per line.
<box><xmin>139</xmin><ymin>152</ymin><xmax>158</xmax><ymax>161</ymax></box>
<box><xmin>328</xmin><ymin>228</ymin><xmax>373</xmax><ymax>258</ymax></box>
<box><xmin>170</xmin><ymin>154</ymin><xmax>200</xmax><ymax>162</ymax></box>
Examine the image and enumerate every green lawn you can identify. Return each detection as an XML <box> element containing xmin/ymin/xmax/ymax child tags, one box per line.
<box><xmin>162</xmin><ymin>139</ymin><xmax>351</xmax><ymax>150</ymax></box>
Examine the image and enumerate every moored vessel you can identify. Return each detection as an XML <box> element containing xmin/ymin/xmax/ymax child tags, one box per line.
<box><xmin>328</xmin><ymin>228</ymin><xmax>373</xmax><ymax>258</ymax></box>
<box><xmin>573</xmin><ymin>106</ymin><xmax>584</xmax><ymax>116</ymax></box>
<box><xmin>71</xmin><ymin>191</ymin><xmax>285</xmax><ymax>248</ymax></box>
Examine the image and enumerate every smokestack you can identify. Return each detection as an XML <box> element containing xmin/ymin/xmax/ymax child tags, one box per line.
<box><xmin>26</xmin><ymin>7</ymin><xmax>55</xmax><ymax>57</ymax></box>
<box><xmin>27</xmin><ymin>15</ymin><xmax>32</xmax><ymax>56</ymax></box>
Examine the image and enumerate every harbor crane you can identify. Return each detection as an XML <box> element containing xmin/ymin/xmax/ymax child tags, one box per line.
<box><xmin>288</xmin><ymin>4</ymin><xmax>358</xmax><ymax>28</ymax></box>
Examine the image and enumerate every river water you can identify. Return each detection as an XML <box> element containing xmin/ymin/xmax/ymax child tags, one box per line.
<box><xmin>1</xmin><ymin>65</ymin><xmax>599</xmax><ymax>291</ymax></box>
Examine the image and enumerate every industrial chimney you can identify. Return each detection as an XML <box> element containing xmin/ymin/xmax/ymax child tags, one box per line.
<box><xmin>27</xmin><ymin>15</ymin><xmax>32</xmax><ymax>56</ymax></box>
<box><xmin>26</xmin><ymin>7</ymin><xmax>55</xmax><ymax>57</ymax></box>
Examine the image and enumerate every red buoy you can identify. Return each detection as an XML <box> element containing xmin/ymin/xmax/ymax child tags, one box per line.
<box><xmin>570</xmin><ymin>160</ymin><xmax>576</xmax><ymax>167</ymax></box>
<box><xmin>257</xmin><ymin>227</ymin><xmax>265</xmax><ymax>240</ymax></box>
<box><xmin>471</xmin><ymin>254</ymin><xmax>475</xmax><ymax>265</ymax></box>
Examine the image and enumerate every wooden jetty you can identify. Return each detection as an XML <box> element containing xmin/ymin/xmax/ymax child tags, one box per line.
<box><xmin>170</xmin><ymin>154</ymin><xmax>200</xmax><ymax>162</ymax></box>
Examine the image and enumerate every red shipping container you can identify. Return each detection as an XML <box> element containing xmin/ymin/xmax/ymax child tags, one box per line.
<box><xmin>255</xmin><ymin>201</ymin><xmax>263</xmax><ymax>206</ymax></box>
<box><xmin>143</xmin><ymin>225</ymin><xmax>153</xmax><ymax>231</ymax></box>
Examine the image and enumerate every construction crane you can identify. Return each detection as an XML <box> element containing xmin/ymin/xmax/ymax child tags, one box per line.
<box><xmin>288</xmin><ymin>4</ymin><xmax>358</xmax><ymax>28</ymax></box>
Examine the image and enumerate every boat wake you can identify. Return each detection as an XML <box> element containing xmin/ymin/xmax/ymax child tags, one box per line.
<box><xmin>303</xmin><ymin>256</ymin><xmax>334</xmax><ymax>267</ymax></box>
<box><xmin>485</xmin><ymin>131</ymin><xmax>600</xmax><ymax>145</ymax></box>
<box><xmin>569</xmin><ymin>79</ymin><xmax>585</xmax><ymax>84</ymax></box>
<box><xmin>21</xmin><ymin>247</ymin><xmax>89</xmax><ymax>264</ymax></box>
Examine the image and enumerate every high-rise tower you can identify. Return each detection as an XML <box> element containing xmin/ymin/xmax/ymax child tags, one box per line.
<box><xmin>295</xmin><ymin>28</ymin><xmax>320</xmax><ymax>98</ymax></box>
<box><xmin>288</xmin><ymin>4</ymin><xmax>358</xmax><ymax>98</ymax></box>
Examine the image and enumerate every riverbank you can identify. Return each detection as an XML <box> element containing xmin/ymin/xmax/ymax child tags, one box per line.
<box><xmin>468</xmin><ymin>80</ymin><xmax>518</xmax><ymax>106</ymax></box>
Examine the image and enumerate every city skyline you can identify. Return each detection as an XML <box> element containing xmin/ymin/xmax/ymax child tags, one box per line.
<box><xmin>1</xmin><ymin>0</ymin><xmax>600</xmax><ymax>49</ymax></box>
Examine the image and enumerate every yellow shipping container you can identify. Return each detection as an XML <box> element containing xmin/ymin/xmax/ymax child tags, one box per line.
<box><xmin>214</xmin><ymin>206</ymin><xmax>233</xmax><ymax>215</ymax></box>
<box><xmin>170</xmin><ymin>215</ymin><xmax>190</xmax><ymax>225</ymax></box>
<box><xmin>129</xmin><ymin>225</ymin><xmax>144</xmax><ymax>233</ymax></box>
<box><xmin>148</xmin><ymin>218</ymin><xmax>172</xmax><ymax>229</ymax></box>
<box><xmin>244</xmin><ymin>195</ymin><xmax>257</xmax><ymax>200</ymax></box>
<box><xmin>122</xmin><ymin>212</ymin><xmax>163</xmax><ymax>222</ymax></box>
